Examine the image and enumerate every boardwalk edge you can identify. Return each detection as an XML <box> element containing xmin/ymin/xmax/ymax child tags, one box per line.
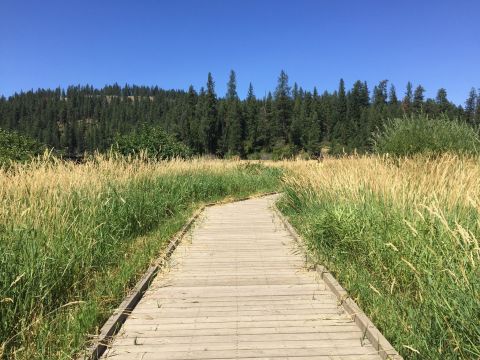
<box><xmin>78</xmin><ymin>191</ymin><xmax>278</xmax><ymax>360</ymax></box>
<box><xmin>272</xmin><ymin>200</ymin><xmax>404</xmax><ymax>360</ymax></box>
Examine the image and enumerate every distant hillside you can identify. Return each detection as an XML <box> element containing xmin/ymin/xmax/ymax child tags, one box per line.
<box><xmin>0</xmin><ymin>72</ymin><xmax>478</xmax><ymax>158</ymax></box>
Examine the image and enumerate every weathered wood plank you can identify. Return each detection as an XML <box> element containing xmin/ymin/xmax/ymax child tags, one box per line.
<box><xmin>104</xmin><ymin>346</ymin><xmax>381</xmax><ymax>359</ymax></box>
<box><xmin>120</xmin><ymin>324</ymin><xmax>364</xmax><ymax>334</ymax></box>
<box><xmin>102</xmin><ymin>195</ymin><xmax>386</xmax><ymax>359</ymax></box>
<box><xmin>114</xmin><ymin>331</ymin><xmax>365</xmax><ymax>342</ymax></box>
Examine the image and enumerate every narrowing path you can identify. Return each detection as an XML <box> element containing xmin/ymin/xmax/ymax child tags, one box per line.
<box><xmin>103</xmin><ymin>195</ymin><xmax>395</xmax><ymax>360</ymax></box>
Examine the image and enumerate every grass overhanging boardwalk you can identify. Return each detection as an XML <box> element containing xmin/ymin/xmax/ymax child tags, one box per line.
<box><xmin>103</xmin><ymin>195</ymin><xmax>385</xmax><ymax>359</ymax></box>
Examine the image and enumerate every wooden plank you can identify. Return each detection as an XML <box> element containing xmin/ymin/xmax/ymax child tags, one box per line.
<box><xmin>104</xmin><ymin>354</ymin><xmax>380</xmax><ymax>360</ymax></box>
<box><xmin>100</xmin><ymin>195</ymin><xmax>389</xmax><ymax>360</ymax></box>
<box><xmin>114</xmin><ymin>331</ymin><xmax>365</xmax><ymax>342</ymax></box>
<box><xmin>104</xmin><ymin>346</ymin><xmax>381</xmax><ymax>359</ymax></box>
<box><xmin>106</xmin><ymin>339</ymin><xmax>374</xmax><ymax>351</ymax></box>
<box><xmin>131</xmin><ymin>302</ymin><xmax>342</xmax><ymax>311</ymax></box>
<box><xmin>123</xmin><ymin>318</ymin><xmax>360</xmax><ymax>330</ymax></box>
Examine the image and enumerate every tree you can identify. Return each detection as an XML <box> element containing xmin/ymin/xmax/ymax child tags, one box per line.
<box><xmin>183</xmin><ymin>85</ymin><xmax>198</xmax><ymax>150</ymax></box>
<box><xmin>194</xmin><ymin>87</ymin><xmax>206</xmax><ymax>153</ymax></box>
<box><xmin>115</xmin><ymin>125</ymin><xmax>191</xmax><ymax>159</ymax></box>
<box><xmin>1</xmin><ymin>74</ymin><xmax>477</xmax><ymax>159</ymax></box>
<box><xmin>274</xmin><ymin>70</ymin><xmax>292</xmax><ymax>142</ymax></box>
<box><xmin>389</xmin><ymin>84</ymin><xmax>398</xmax><ymax>105</ymax></box>
<box><xmin>290</xmin><ymin>92</ymin><xmax>304</xmax><ymax>147</ymax></box>
<box><xmin>0</xmin><ymin>128</ymin><xmax>46</xmax><ymax>164</ymax></box>
<box><xmin>373</xmin><ymin>80</ymin><xmax>388</xmax><ymax>107</ymax></box>
<box><xmin>465</xmin><ymin>88</ymin><xmax>477</xmax><ymax>125</ymax></box>
<box><xmin>244</xmin><ymin>83</ymin><xmax>258</xmax><ymax>154</ymax></box>
<box><xmin>257</xmin><ymin>92</ymin><xmax>274</xmax><ymax>151</ymax></box>
<box><xmin>304</xmin><ymin>92</ymin><xmax>321</xmax><ymax>153</ymax></box>
<box><xmin>402</xmin><ymin>82</ymin><xmax>413</xmax><ymax>114</ymax></box>
<box><xmin>413</xmin><ymin>85</ymin><xmax>425</xmax><ymax>113</ymax></box>
<box><xmin>435</xmin><ymin>88</ymin><xmax>450</xmax><ymax>114</ymax></box>
<box><xmin>388</xmin><ymin>84</ymin><xmax>402</xmax><ymax>119</ymax></box>
<box><xmin>332</xmin><ymin>78</ymin><xmax>348</xmax><ymax>145</ymax></box>
<box><xmin>200</xmin><ymin>73</ymin><xmax>218</xmax><ymax>154</ymax></box>
<box><xmin>347</xmin><ymin>80</ymin><xmax>370</xmax><ymax>148</ymax></box>
<box><xmin>225</xmin><ymin>70</ymin><xmax>243</xmax><ymax>155</ymax></box>
<box><xmin>475</xmin><ymin>89</ymin><xmax>480</xmax><ymax>125</ymax></box>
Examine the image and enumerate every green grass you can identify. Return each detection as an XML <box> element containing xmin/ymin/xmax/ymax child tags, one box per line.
<box><xmin>278</xmin><ymin>158</ymin><xmax>480</xmax><ymax>359</ymax></box>
<box><xmin>0</xmin><ymin>159</ymin><xmax>281</xmax><ymax>359</ymax></box>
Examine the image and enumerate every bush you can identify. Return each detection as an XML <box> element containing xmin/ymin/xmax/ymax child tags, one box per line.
<box><xmin>115</xmin><ymin>125</ymin><xmax>192</xmax><ymax>159</ymax></box>
<box><xmin>272</xmin><ymin>141</ymin><xmax>295</xmax><ymax>160</ymax></box>
<box><xmin>0</xmin><ymin>128</ymin><xmax>46</xmax><ymax>165</ymax></box>
<box><xmin>373</xmin><ymin>115</ymin><xmax>480</xmax><ymax>156</ymax></box>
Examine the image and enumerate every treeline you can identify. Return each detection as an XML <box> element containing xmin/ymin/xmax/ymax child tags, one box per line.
<box><xmin>1</xmin><ymin>71</ymin><xmax>479</xmax><ymax>157</ymax></box>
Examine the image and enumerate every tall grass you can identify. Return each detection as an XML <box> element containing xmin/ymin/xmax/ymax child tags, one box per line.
<box><xmin>278</xmin><ymin>156</ymin><xmax>480</xmax><ymax>359</ymax></box>
<box><xmin>0</xmin><ymin>155</ymin><xmax>281</xmax><ymax>359</ymax></box>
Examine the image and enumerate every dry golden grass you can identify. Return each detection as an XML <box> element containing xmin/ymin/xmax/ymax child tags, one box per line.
<box><xmin>277</xmin><ymin>154</ymin><xmax>480</xmax><ymax>359</ymax></box>
<box><xmin>0</xmin><ymin>155</ymin><xmax>280</xmax><ymax>359</ymax></box>
<box><xmin>0</xmin><ymin>154</ymin><xmax>250</xmax><ymax>224</ymax></box>
<box><xmin>278</xmin><ymin>154</ymin><xmax>480</xmax><ymax>210</ymax></box>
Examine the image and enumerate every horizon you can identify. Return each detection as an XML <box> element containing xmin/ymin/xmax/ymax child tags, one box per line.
<box><xmin>1</xmin><ymin>0</ymin><xmax>479</xmax><ymax>105</ymax></box>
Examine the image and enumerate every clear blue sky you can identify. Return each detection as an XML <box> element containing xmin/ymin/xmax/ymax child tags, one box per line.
<box><xmin>1</xmin><ymin>0</ymin><xmax>479</xmax><ymax>104</ymax></box>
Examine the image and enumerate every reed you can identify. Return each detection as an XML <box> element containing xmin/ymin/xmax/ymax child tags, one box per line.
<box><xmin>277</xmin><ymin>155</ymin><xmax>480</xmax><ymax>359</ymax></box>
<box><xmin>0</xmin><ymin>155</ymin><xmax>281</xmax><ymax>359</ymax></box>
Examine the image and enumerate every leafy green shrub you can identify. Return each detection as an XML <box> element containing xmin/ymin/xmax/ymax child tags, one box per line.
<box><xmin>272</xmin><ymin>141</ymin><xmax>295</xmax><ymax>160</ymax></box>
<box><xmin>0</xmin><ymin>128</ymin><xmax>46</xmax><ymax>165</ymax></box>
<box><xmin>115</xmin><ymin>125</ymin><xmax>192</xmax><ymax>159</ymax></box>
<box><xmin>373</xmin><ymin>115</ymin><xmax>480</xmax><ymax>156</ymax></box>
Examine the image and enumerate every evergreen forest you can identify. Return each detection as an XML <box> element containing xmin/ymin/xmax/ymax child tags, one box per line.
<box><xmin>1</xmin><ymin>70</ymin><xmax>479</xmax><ymax>158</ymax></box>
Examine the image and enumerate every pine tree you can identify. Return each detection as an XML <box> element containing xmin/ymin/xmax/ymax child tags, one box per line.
<box><xmin>292</xmin><ymin>83</ymin><xmax>299</xmax><ymax>99</ymax></box>
<box><xmin>216</xmin><ymin>101</ymin><xmax>227</xmax><ymax>154</ymax></box>
<box><xmin>402</xmin><ymin>82</ymin><xmax>413</xmax><ymax>114</ymax></box>
<box><xmin>413</xmin><ymin>85</ymin><xmax>425</xmax><ymax>113</ymax></box>
<box><xmin>257</xmin><ymin>93</ymin><xmax>274</xmax><ymax>151</ymax></box>
<box><xmin>367</xmin><ymin>80</ymin><xmax>389</xmax><ymax>144</ymax></box>
<box><xmin>465</xmin><ymin>88</ymin><xmax>477</xmax><ymax>125</ymax></box>
<box><xmin>182</xmin><ymin>85</ymin><xmax>197</xmax><ymax>148</ymax></box>
<box><xmin>2</xmin><ymin>77</ymin><xmax>477</xmax><ymax>158</ymax></box>
<box><xmin>435</xmin><ymin>88</ymin><xmax>449</xmax><ymax>114</ymax></box>
<box><xmin>373</xmin><ymin>80</ymin><xmax>388</xmax><ymax>107</ymax></box>
<box><xmin>290</xmin><ymin>93</ymin><xmax>303</xmax><ymax>147</ymax></box>
<box><xmin>244</xmin><ymin>83</ymin><xmax>258</xmax><ymax>154</ymax></box>
<box><xmin>274</xmin><ymin>70</ymin><xmax>292</xmax><ymax>142</ymax></box>
<box><xmin>311</xmin><ymin>87</ymin><xmax>325</xmax><ymax>144</ymax></box>
<box><xmin>337</xmin><ymin>79</ymin><xmax>347</xmax><ymax>118</ymax></box>
<box><xmin>388</xmin><ymin>84</ymin><xmax>402</xmax><ymax>119</ymax></box>
<box><xmin>332</xmin><ymin>79</ymin><xmax>348</xmax><ymax>146</ymax></box>
<box><xmin>200</xmin><ymin>73</ymin><xmax>218</xmax><ymax>154</ymax></box>
<box><xmin>195</xmin><ymin>87</ymin><xmax>206</xmax><ymax>153</ymax></box>
<box><xmin>307</xmin><ymin>109</ymin><xmax>321</xmax><ymax>154</ymax></box>
<box><xmin>389</xmin><ymin>84</ymin><xmax>398</xmax><ymax>105</ymax></box>
<box><xmin>225</xmin><ymin>70</ymin><xmax>243</xmax><ymax>156</ymax></box>
<box><xmin>303</xmin><ymin>92</ymin><xmax>321</xmax><ymax>154</ymax></box>
<box><xmin>475</xmin><ymin>89</ymin><xmax>480</xmax><ymax>125</ymax></box>
<box><xmin>347</xmin><ymin>80</ymin><xmax>370</xmax><ymax>148</ymax></box>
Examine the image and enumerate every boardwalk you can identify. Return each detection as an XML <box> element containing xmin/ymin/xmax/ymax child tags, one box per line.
<box><xmin>103</xmin><ymin>195</ymin><xmax>384</xmax><ymax>359</ymax></box>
